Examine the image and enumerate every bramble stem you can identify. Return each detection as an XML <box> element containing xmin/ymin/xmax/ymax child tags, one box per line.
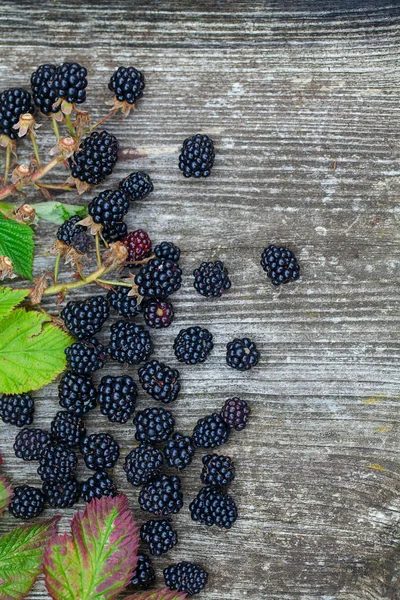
<box><xmin>36</xmin><ymin>182</ymin><xmax>74</xmax><ymax>191</ymax></box>
<box><xmin>96</xmin><ymin>278</ymin><xmax>132</xmax><ymax>288</ymax></box>
<box><xmin>54</xmin><ymin>253</ymin><xmax>60</xmax><ymax>284</ymax></box>
<box><xmin>30</xmin><ymin>132</ymin><xmax>41</xmax><ymax>167</ymax></box>
<box><xmin>52</xmin><ymin>116</ymin><xmax>60</xmax><ymax>140</ymax></box>
<box><xmin>4</xmin><ymin>145</ymin><xmax>11</xmax><ymax>186</ymax></box>
<box><xmin>91</xmin><ymin>109</ymin><xmax>117</xmax><ymax>131</ymax></box>
<box><xmin>95</xmin><ymin>233</ymin><xmax>101</xmax><ymax>268</ymax></box>
<box><xmin>65</xmin><ymin>114</ymin><xmax>75</xmax><ymax>138</ymax></box>
<box><xmin>42</xmin><ymin>264</ymin><xmax>109</xmax><ymax>297</ymax></box>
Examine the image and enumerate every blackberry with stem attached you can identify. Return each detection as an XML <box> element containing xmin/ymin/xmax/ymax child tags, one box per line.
<box><xmin>9</xmin><ymin>486</ymin><xmax>45</xmax><ymax>520</ymax></box>
<box><xmin>0</xmin><ymin>88</ymin><xmax>35</xmax><ymax>140</ymax></box>
<box><xmin>51</xmin><ymin>411</ymin><xmax>86</xmax><ymax>447</ymax></box>
<box><xmin>138</xmin><ymin>359</ymin><xmax>180</xmax><ymax>404</ymax></box>
<box><xmin>42</xmin><ymin>479</ymin><xmax>80</xmax><ymax>508</ymax></box>
<box><xmin>107</xmin><ymin>320</ymin><xmax>153</xmax><ymax>365</ymax></box>
<box><xmin>80</xmin><ymin>433</ymin><xmax>120</xmax><ymax>470</ymax></box>
<box><xmin>109</xmin><ymin>66</ymin><xmax>145</xmax><ymax>106</ymax></box>
<box><xmin>221</xmin><ymin>397</ymin><xmax>250</xmax><ymax>431</ymax></box>
<box><xmin>130</xmin><ymin>553</ymin><xmax>155</xmax><ymax>590</ymax></box>
<box><xmin>107</xmin><ymin>285</ymin><xmax>143</xmax><ymax>319</ymax></box>
<box><xmin>261</xmin><ymin>244</ymin><xmax>300</xmax><ymax>286</ymax></box>
<box><xmin>173</xmin><ymin>326</ymin><xmax>213</xmax><ymax>365</ymax></box>
<box><xmin>192</xmin><ymin>413</ymin><xmax>229</xmax><ymax>449</ymax></box>
<box><xmin>88</xmin><ymin>189</ymin><xmax>129</xmax><ymax>225</ymax></box>
<box><xmin>54</xmin><ymin>62</ymin><xmax>87</xmax><ymax>105</ymax></box>
<box><xmin>164</xmin><ymin>433</ymin><xmax>195</xmax><ymax>471</ymax></box>
<box><xmin>124</xmin><ymin>443</ymin><xmax>164</xmax><ymax>487</ymax></box>
<box><xmin>144</xmin><ymin>299</ymin><xmax>174</xmax><ymax>329</ymax></box>
<box><xmin>71</xmin><ymin>231</ymin><xmax>92</xmax><ymax>254</ymax></box>
<box><xmin>135</xmin><ymin>258</ymin><xmax>182</xmax><ymax>299</ymax></box>
<box><xmin>122</xmin><ymin>230</ymin><xmax>152</xmax><ymax>264</ymax></box>
<box><xmin>14</xmin><ymin>428</ymin><xmax>51</xmax><ymax>461</ymax></box>
<box><xmin>189</xmin><ymin>485</ymin><xmax>238</xmax><ymax>529</ymax></box>
<box><xmin>119</xmin><ymin>171</ymin><xmax>153</xmax><ymax>202</ymax></box>
<box><xmin>69</xmin><ymin>130</ymin><xmax>119</xmax><ymax>186</ymax></box>
<box><xmin>98</xmin><ymin>375</ymin><xmax>137</xmax><ymax>423</ymax></box>
<box><xmin>164</xmin><ymin>562</ymin><xmax>208</xmax><ymax>596</ymax></box>
<box><xmin>101</xmin><ymin>221</ymin><xmax>128</xmax><ymax>244</ymax></box>
<box><xmin>30</xmin><ymin>64</ymin><xmax>59</xmax><ymax>115</ymax></box>
<box><xmin>154</xmin><ymin>241</ymin><xmax>181</xmax><ymax>262</ymax></box>
<box><xmin>140</xmin><ymin>519</ymin><xmax>178</xmax><ymax>556</ymax></box>
<box><xmin>179</xmin><ymin>133</ymin><xmax>215</xmax><ymax>178</ymax></box>
<box><xmin>226</xmin><ymin>337</ymin><xmax>260</xmax><ymax>371</ymax></box>
<box><xmin>193</xmin><ymin>261</ymin><xmax>231</xmax><ymax>297</ymax></box>
<box><xmin>139</xmin><ymin>474</ymin><xmax>183</xmax><ymax>516</ymax></box>
<box><xmin>65</xmin><ymin>337</ymin><xmax>106</xmax><ymax>376</ymax></box>
<box><xmin>134</xmin><ymin>407</ymin><xmax>175</xmax><ymax>444</ymax></box>
<box><xmin>81</xmin><ymin>471</ymin><xmax>117</xmax><ymax>502</ymax></box>
<box><xmin>201</xmin><ymin>454</ymin><xmax>235</xmax><ymax>487</ymax></box>
<box><xmin>61</xmin><ymin>295</ymin><xmax>110</xmax><ymax>340</ymax></box>
<box><xmin>38</xmin><ymin>443</ymin><xmax>78</xmax><ymax>483</ymax></box>
<box><xmin>0</xmin><ymin>393</ymin><xmax>34</xmax><ymax>427</ymax></box>
<box><xmin>56</xmin><ymin>215</ymin><xmax>87</xmax><ymax>247</ymax></box>
<box><xmin>58</xmin><ymin>371</ymin><xmax>97</xmax><ymax>415</ymax></box>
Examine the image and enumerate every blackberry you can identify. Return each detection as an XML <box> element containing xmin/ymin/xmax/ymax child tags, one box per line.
<box><xmin>193</xmin><ymin>261</ymin><xmax>231</xmax><ymax>297</ymax></box>
<box><xmin>61</xmin><ymin>295</ymin><xmax>110</xmax><ymax>340</ymax></box>
<box><xmin>201</xmin><ymin>454</ymin><xmax>235</xmax><ymax>486</ymax></box>
<box><xmin>0</xmin><ymin>393</ymin><xmax>34</xmax><ymax>427</ymax></box>
<box><xmin>164</xmin><ymin>562</ymin><xmax>208</xmax><ymax>596</ymax></box>
<box><xmin>65</xmin><ymin>337</ymin><xmax>106</xmax><ymax>376</ymax></box>
<box><xmin>54</xmin><ymin>62</ymin><xmax>87</xmax><ymax>105</ymax></box>
<box><xmin>124</xmin><ymin>443</ymin><xmax>163</xmax><ymax>487</ymax></box>
<box><xmin>58</xmin><ymin>371</ymin><xmax>97</xmax><ymax>415</ymax></box>
<box><xmin>260</xmin><ymin>244</ymin><xmax>300</xmax><ymax>286</ymax></box>
<box><xmin>221</xmin><ymin>397</ymin><xmax>250</xmax><ymax>431</ymax></box>
<box><xmin>109</xmin><ymin>66</ymin><xmax>145</xmax><ymax>106</ymax></box>
<box><xmin>122</xmin><ymin>230</ymin><xmax>152</xmax><ymax>264</ymax></box>
<box><xmin>107</xmin><ymin>285</ymin><xmax>142</xmax><ymax>319</ymax></box>
<box><xmin>226</xmin><ymin>337</ymin><xmax>260</xmax><ymax>371</ymax></box>
<box><xmin>164</xmin><ymin>433</ymin><xmax>195</xmax><ymax>471</ymax></box>
<box><xmin>107</xmin><ymin>320</ymin><xmax>153</xmax><ymax>365</ymax></box>
<box><xmin>135</xmin><ymin>258</ymin><xmax>182</xmax><ymax>299</ymax></box>
<box><xmin>68</xmin><ymin>130</ymin><xmax>119</xmax><ymax>186</ymax></box>
<box><xmin>71</xmin><ymin>231</ymin><xmax>92</xmax><ymax>254</ymax></box>
<box><xmin>189</xmin><ymin>485</ymin><xmax>238</xmax><ymax>529</ymax></box>
<box><xmin>119</xmin><ymin>171</ymin><xmax>153</xmax><ymax>202</ymax></box>
<box><xmin>38</xmin><ymin>443</ymin><xmax>78</xmax><ymax>483</ymax></box>
<box><xmin>154</xmin><ymin>241</ymin><xmax>181</xmax><ymax>262</ymax></box>
<box><xmin>140</xmin><ymin>519</ymin><xmax>178</xmax><ymax>556</ymax></box>
<box><xmin>134</xmin><ymin>407</ymin><xmax>175</xmax><ymax>444</ymax></box>
<box><xmin>42</xmin><ymin>479</ymin><xmax>80</xmax><ymax>508</ymax></box>
<box><xmin>130</xmin><ymin>553</ymin><xmax>155</xmax><ymax>590</ymax></box>
<box><xmin>80</xmin><ymin>433</ymin><xmax>120</xmax><ymax>471</ymax></box>
<box><xmin>9</xmin><ymin>485</ymin><xmax>45</xmax><ymax>520</ymax></box>
<box><xmin>101</xmin><ymin>221</ymin><xmax>127</xmax><ymax>244</ymax></box>
<box><xmin>88</xmin><ymin>189</ymin><xmax>129</xmax><ymax>225</ymax></box>
<box><xmin>81</xmin><ymin>471</ymin><xmax>117</xmax><ymax>503</ymax></box>
<box><xmin>179</xmin><ymin>134</ymin><xmax>215</xmax><ymax>178</ymax></box>
<box><xmin>13</xmin><ymin>428</ymin><xmax>51</xmax><ymax>461</ymax></box>
<box><xmin>138</xmin><ymin>359</ymin><xmax>180</xmax><ymax>404</ymax></box>
<box><xmin>139</xmin><ymin>474</ymin><xmax>183</xmax><ymax>516</ymax></box>
<box><xmin>173</xmin><ymin>327</ymin><xmax>213</xmax><ymax>365</ymax></box>
<box><xmin>51</xmin><ymin>411</ymin><xmax>86</xmax><ymax>447</ymax></box>
<box><xmin>192</xmin><ymin>413</ymin><xmax>229</xmax><ymax>449</ymax></box>
<box><xmin>30</xmin><ymin>64</ymin><xmax>59</xmax><ymax>115</ymax></box>
<box><xmin>56</xmin><ymin>215</ymin><xmax>87</xmax><ymax>247</ymax></box>
<box><xmin>144</xmin><ymin>299</ymin><xmax>174</xmax><ymax>329</ymax></box>
<box><xmin>98</xmin><ymin>375</ymin><xmax>137</xmax><ymax>424</ymax></box>
<box><xmin>0</xmin><ymin>88</ymin><xmax>35</xmax><ymax>140</ymax></box>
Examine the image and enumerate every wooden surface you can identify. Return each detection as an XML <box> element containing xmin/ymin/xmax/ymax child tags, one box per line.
<box><xmin>0</xmin><ymin>1</ymin><xmax>400</xmax><ymax>598</ymax></box>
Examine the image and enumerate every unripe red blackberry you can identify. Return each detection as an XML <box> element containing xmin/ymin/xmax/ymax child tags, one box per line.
<box><xmin>122</xmin><ymin>229</ymin><xmax>152</xmax><ymax>264</ymax></box>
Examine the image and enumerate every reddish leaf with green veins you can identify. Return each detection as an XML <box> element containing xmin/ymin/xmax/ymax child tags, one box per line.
<box><xmin>0</xmin><ymin>475</ymin><xmax>12</xmax><ymax>517</ymax></box>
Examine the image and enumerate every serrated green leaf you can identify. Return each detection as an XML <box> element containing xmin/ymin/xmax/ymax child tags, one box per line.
<box><xmin>44</xmin><ymin>495</ymin><xmax>139</xmax><ymax>600</ymax></box>
<box><xmin>0</xmin><ymin>476</ymin><xmax>12</xmax><ymax>517</ymax></box>
<box><xmin>125</xmin><ymin>588</ymin><xmax>188</xmax><ymax>600</ymax></box>
<box><xmin>0</xmin><ymin>287</ymin><xmax>29</xmax><ymax>323</ymax></box>
<box><xmin>0</xmin><ymin>214</ymin><xmax>34</xmax><ymax>280</ymax></box>
<box><xmin>0</xmin><ymin>308</ymin><xmax>71</xmax><ymax>394</ymax></box>
<box><xmin>34</xmin><ymin>202</ymin><xmax>87</xmax><ymax>225</ymax></box>
<box><xmin>0</xmin><ymin>517</ymin><xmax>59</xmax><ymax>600</ymax></box>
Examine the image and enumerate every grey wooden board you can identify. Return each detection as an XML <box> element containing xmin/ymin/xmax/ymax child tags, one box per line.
<box><xmin>0</xmin><ymin>1</ymin><xmax>400</xmax><ymax>598</ymax></box>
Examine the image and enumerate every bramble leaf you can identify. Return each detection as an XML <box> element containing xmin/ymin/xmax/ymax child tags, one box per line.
<box><xmin>0</xmin><ymin>214</ymin><xmax>34</xmax><ymax>280</ymax></box>
<box><xmin>0</xmin><ymin>287</ymin><xmax>29</xmax><ymax>322</ymax></box>
<box><xmin>44</xmin><ymin>494</ymin><xmax>140</xmax><ymax>600</ymax></box>
<box><xmin>34</xmin><ymin>202</ymin><xmax>87</xmax><ymax>225</ymax></box>
<box><xmin>0</xmin><ymin>476</ymin><xmax>12</xmax><ymax>517</ymax></box>
<box><xmin>125</xmin><ymin>588</ymin><xmax>188</xmax><ymax>600</ymax></box>
<box><xmin>0</xmin><ymin>517</ymin><xmax>59</xmax><ymax>600</ymax></box>
<box><xmin>0</xmin><ymin>308</ymin><xmax>71</xmax><ymax>394</ymax></box>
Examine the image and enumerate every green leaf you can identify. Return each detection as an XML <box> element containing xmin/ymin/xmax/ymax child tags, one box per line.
<box><xmin>34</xmin><ymin>202</ymin><xmax>87</xmax><ymax>225</ymax></box>
<box><xmin>125</xmin><ymin>589</ymin><xmax>188</xmax><ymax>600</ymax></box>
<box><xmin>44</xmin><ymin>494</ymin><xmax>139</xmax><ymax>600</ymax></box>
<box><xmin>0</xmin><ymin>517</ymin><xmax>59</xmax><ymax>600</ymax></box>
<box><xmin>0</xmin><ymin>214</ymin><xmax>34</xmax><ymax>280</ymax></box>
<box><xmin>0</xmin><ymin>476</ymin><xmax>12</xmax><ymax>517</ymax></box>
<box><xmin>0</xmin><ymin>287</ymin><xmax>29</xmax><ymax>322</ymax></box>
<box><xmin>0</xmin><ymin>308</ymin><xmax>71</xmax><ymax>394</ymax></box>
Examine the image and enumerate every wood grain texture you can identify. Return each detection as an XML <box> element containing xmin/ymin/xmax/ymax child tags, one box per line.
<box><xmin>0</xmin><ymin>1</ymin><xmax>400</xmax><ymax>598</ymax></box>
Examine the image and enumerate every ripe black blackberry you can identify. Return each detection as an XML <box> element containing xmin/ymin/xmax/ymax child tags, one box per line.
<box><xmin>189</xmin><ymin>485</ymin><xmax>238</xmax><ymax>529</ymax></box>
<box><xmin>51</xmin><ymin>411</ymin><xmax>86</xmax><ymax>447</ymax></box>
<box><xmin>193</xmin><ymin>260</ymin><xmax>231</xmax><ymax>297</ymax></box>
<box><xmin>260</xmin><ymin>244</ymin><xmax>300</xmax><ymax>286</ymax></box>
<box><xmin>164</xmin><ymin>562</ymin><xmax>208</xmax><ymax>596</ymax></box>
<box><xmin>109</xmin><ymin>66</ymin><xmax>145</xmax><ymax>106</ymax></box>
<box><xmin>0</xmin><ymin>393</ymin><xmax>34</xmax><ymax>427</ymax></box>
<box><xmin>71</xmin><ymin>231</ymin><xmax>92</xmax><ymax>254</ymax></box>
<box><xmin>144</xmin><ymin>299</ymin><xmax>174</xmax><ymax>329</ymax></box>
<box><xmin>134</xmin><ymin>407</ymin><xmax>175</xmax><ymax>444</ymax></box>
<box><xmin>135</xmin><ymin>258</ymin><xmax>182</xmax><ymax>299</ymax></box>
<box><xmin>138</xmin><ymin>359</ymin><xmax>180</xmax><ymax>404</ymax></box>
<box><xmin>61</xmin><ymin>295</ymin><xmax>110</xmax><ymax>340</ymax></box>
<box><xmin>80</xmin><ymin>433</ymin><xmax>120</xmax><ymax>470</ymax></box>
<box><xmin>119</xmin><ymin>171</ymin><xmax>153</xmax><ymax>202</ymax></box>
<box><xmin>101</xmin><ymin>221</ymin><xmax>127</xmax><ymax>244</ymax></box>
<box><xmin>107</xmin><ymin>285</ymin><xmax>142</xmax><ymax>319</ymax></box>
<box><xmin>179</xmin><ymin>133</ymin><xmax>215</xmax><ymax>178</ymax></box>
<box><xmin>192</xmin><ymin>413</ymin><xmax>229</xmax><ymax>449</ymax></box>
<box><xmin>122</xmin><ymin>229</ymin><xmax>152</xmax><ymax>264</ymax></box>
<box><xmin>164</xmin><ymin>433</ymin><xmax>195</xmax><ymax>471</ymax></box>
<box><xmin>0</xmin><ymin>88</ymin><xmax>35</xmax><ymax>139</ymax></box>
<box><xmin>139</xmin><ymin>474</ymin><xmax>183</xmax><ymax>516</ymax></box>
<box><xmin>124</xmin><ymin>443</ymin><xmax>163</xmax><ymax>487</ymax></box>
<box><xmin>173</xmin><ymin>326</ymin><xmax>213</xmax><ymax>365</ymax></box>
<box><xmin>98</xmin><ymin>375</ymin><xmax>137</xmax><ymax>424</ymax></box>
<box><xmin>81</xmin><ymin>471</ymin><xmax>117</xmax><ymax>502</ymax></box>
<box><xmin>140</xmin><ymin>519</ymin><xmax>178</xmax><ymax>556</ymax></box>
<box><xmin>201</xmin><ymin>454</ymin><xmax>235</xmax><ymax>486</ymax></box>
<box><xmin>56</xmin><ymin>215</ymin><xmax>87</xmax><ymax>247</ymax></box>
<box><xmin>58</xmin><ymin>371</ymin><xmax>97</xmax><ymax>415</ymax></box>
<box><xmin>88</xmin><ymin>189</ymin><xmax>129</xmax><ymax>225</ymax></box>
<box><xmin>42</xmin><ymin>479</ymin><xmax>80</xmax><ymax>508</ymax></box>
<box><xmin>68</xmin><ymin>130</ymin><xmax>119</xmax><ymax>186</ymax></box>
<box><xmin>54</xmin><ymin>62</ymin><xmax>87</xmax><ymax>105</ymax></box>
<box><xmin>9</xmin><ymin>485</ymin><xmax>45</xmax><ymax>520</ymax></box>
<box><xmin>154</xmin><ymin>241</ymin><xmax>181</xmax><ymax>262</ymax></box>
<box><xmin>226</xmin><ymin>337</ymin><xmax>260</xmax><ymax>371</ymax></box>
<box><xmin>38</xmin><ymin>443</ymin><xmax>78</xmax><ymax>483</ymax></box>
<box><xmin>30</xmin><ymin>64</ymin><xmax>59</xmax><ymax>115</ymax></box>
<box><xmin>130</xmin><ymin>553</ymin><xmax>155</xmax><ymax>590</ymax></box>
<box><xmin>221</xmin><ymin>397</ymin><xmax>250</xmax><ymax>431</ymax></box>
<box><xmin>65</xmin><ymin>337</ymin><xmax>106</xmax><ymax>376</ymax></box>
<box><xmin>107</xmin><ymin>320</ymin><xmax>153</xmax><ymax>365</ymax></box>
<box><xmin>13</xmin><ymin>428</ymin><xmax>51</xmax><ymax>461</ymax></box>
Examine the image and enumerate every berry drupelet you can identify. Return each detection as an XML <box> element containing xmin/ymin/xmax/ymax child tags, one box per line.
<box><xmin>88</xmin><ymin>189</ymin><xmax>129</xmax><ymax>225</ymax></box>
<box><xmin>58</xmin><ymin>371</ymin><xmax>97</xmax><ymax>415</ymax></box>
<box><xmin>130</xmin><ymin>553</ymin><xmax>155</xmax><ymax>590</ymax></box>
<box><xmin>193</xmin><ymin>260</ymin><xmax>231</xmax><ymax>297</ymax></box>
<box><xmin>173</xmin><ymin>326</ymin><xmax>213</xmax><ymax>365</ymax></box>
<box><xmin>221</xmin><ymin>397</ymin><xmax>250</xmax><ymax>431</ymax></box>
<box><xmin>134</xmin><ymin>407</ymin><xmax>175</xmax><ymax>444</ymax></box>
<box><xmin>164</xmin><ymin>562</ymin><xmax>208</xmax><ymax>596</ymax></box>
<box><xmin>80</xmin><ymin>471</ymin><xmax>117</xmax><ymax>502</ymax></box>
<box><xmin>179</xmin><ymin>133</ymin><xmax>215</xmax><ymax>178</ymax></box>
<box><xmin>38</xmin><ymin>443</ymin><xmax>78</xmax><ymax>483</ymax></box>
<box><xmin>192</xmin><ymin>413</ymin><xmax>229</xmax><ymax>449</ymax></box>
<box><xmin>56</xmin><ymin>215</ymin><xmax>87</xmax><ymax>248</ymax></box>
<box><xmin>69</xmin><ymin>130</ymin><xmax>119</xmax><ymax>187</ymax></box>
<box><xmin>30</xmin><ymin>64</ymin><xmax>59</xmax><ymax>115</ymax></box>
<box><xmin>54</xmin><ymin>62</ymin><xmax>87</xmax><ymax>105</ymax></box>
<box><xmin>201</xmin><ymin>454</ymin><xmax>235</xmax><ymax>487</ymax></box>
<box><xmin>226</xmin><ymin>337</ymin><xmax>260</xmax><ymax>371</ymax></box>
<box><xmin>65</xmin><ymin>337</ymin><xmax>106</xmax><ymax>376</ymax></box>
<box><xmin>124</xmin><ymin>443</ymin><xmax>163</xmax><ymax>487</ymax></box>
<box><xmin>164</xmin><ymin>433</ymin><xmax>195</xmax><ymax>471</ymax></box>
<box><xmin>14</xmin><ymin>428</ymin><xmax>51</xmax><ymax>461</ymax></box>
<box><xmin>98</xmin><ymin>375</ymin><xmax>137</xmax><ymax>423</ymax></box>
<box><xmin>101</xmin><ymin>221</ymin><xmax>128</xmax><ymax>244</ymax></box>
<box><xmin>107</xmin><ymin>285</ymin><xmax>142</xmax><ymax>319</ymax></box>
<box><xmin>80</xmin><ymin>433</ymin><xmax>120</xmax><ymax>470</ymax></box>
<box><xmin>135</xmin><ymin>258</ymin><xmax>182</xmax><ymax>299</ymax></box>
<box><xmin>260</xmin><ymin>244</ymin><xmax>300</xmax><ymax>286</ymax></box>
<box><xmin>0</xmin><ymin>393</ymin><xmax>34</xmax><ymax>427</ymax></box>
<box><xmin>9</xmin><ymin>486</ymin><xmax>45</xmax><ymax>520</ymax></box>
<box><xmin>119</xmin><ymin>171</ymin><xmax>153</xmax><ymax>202</ymax></box>
<box><xmin>107</xmin><ymin>321</ymin><xmax>153</xmax><ymax>365</ymax></box>
<box><xmin>144</xmin><ymin>299</ymin><xmax>174</xmax><ymax>329</ymax></box>
<box><xmin>51</xmin><ymin>411</ymin><xmax>86</xmax><ymax>447</ymax></box>
<box><xmin>189</xmin><ymin>485</ymin><xmax>238</xmax><ymax>529</ymax></box>
<box><xmin>139</xmin><ymin>474</ymin><xmax>183</xmax><ymax>516</ymax></box>
<box><xmin>0</xmin><ymin>88</ymin><xmax>35</xmax><ymax>140</ymax></box>
<box><xmin>42</xmin><ymin>479</ymin><xmax>80</xmax><ymax>508</ymax></box>
<box><xmin>154</xmin><ymin>241</ymin><xmax>181</xmax><ymax>262</ymax></box>
<box><xmin>122</xmin><ymin>229</ymin><xmax>152</xmax><ymax>264</ymax></box>
<box><xmin>109</xmin><ymin>66</ymin><xmax>145</xmax><ymax>106</ymax></box>
<box><xmin>140</xmin><ymin>519</ymin><xmax>178</xmax><ymax>556</ymax></box>
<box><xmin>138</xmin><ymin>359</ymin><xmax>180</xmax><ymax>404</ymax></box>
<box><xmin>61</xmin><ymin>295</ymin><xmax>110</xmax><ymax>340</ymax></box>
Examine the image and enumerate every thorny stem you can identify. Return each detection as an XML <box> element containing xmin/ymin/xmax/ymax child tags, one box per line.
<box><xmin>30</xmin><ymin>132</ymin><xmax>41</xmax><ymax>167</ymax></box>
<box><xmin>42</xmin><ymin>264</ymin><xmax>109</xmax><ymax>297</ymax></box>
<box><xmin>4</xmin><ymin>145</ymin><xmax>11</xmax><ymax>186</ymax></box>
<box><xmin>0</xmin><ymin>156</ymin><xmax>64</xmax><ymax>201</ymax></box>
<box><xmin>52</xmin><ymin>116</ymin><xmax>60</xmax><ymax>140</ymax></box>
<box><xmin>53</xmin><ymin>253</ymin><xmax>60</xmax><ymax>284</ymax></box>
<box><xmin>91</xmin><ymin>109</ymin><xmax>117</xmax><ymax>131</ymax></box>
<box><xmin>65</xmin><ymin>114</ymin><xmax>76</xmax><ymax>138</ymax></box>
